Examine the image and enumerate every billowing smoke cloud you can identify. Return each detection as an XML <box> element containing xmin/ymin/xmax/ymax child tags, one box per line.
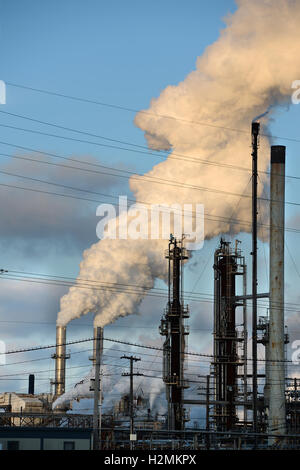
<box><xmin>57</xmin><ymin>0</ymin><xmax>300</xmax><ymax>327</ymax></box>
<box><xmin>52</xmin><ymin>365</ymin><xmax>112</xmax><ymax>410</ymax></box>
<box><xmin>53</xmin><ymin>362</ymin><xmax>167</xmax><ymax>414</ymax></box>
<box><xmin>52</xmin><ymin>367</ymin><xmax>95</xmax><ymax>410</ymax></box>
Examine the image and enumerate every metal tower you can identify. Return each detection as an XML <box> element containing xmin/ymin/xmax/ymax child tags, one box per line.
<box><xmin>160</xmin><ymin>235</ymin><xmax>189</xmax><ymax>431</ymax></box>
<box><xmin>213</xmin><ymin>239</ymin><xmax>248</xmax><ymax>431</ymax></box>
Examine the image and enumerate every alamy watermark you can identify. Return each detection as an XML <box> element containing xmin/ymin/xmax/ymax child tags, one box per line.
<box><xmin>291</xmin><ymin>340</ymin><xmax>300</xmax><ymax>365</ymax></box>
<box><xmin>96</xmin><ymin>196</ymin><xmax>204</xmax><ymax>250</ymax></box>
<box><xmin>291</xmin><ymin>80</ymin><xmax>300</xmax><ymax>104</ymax></box>
<box><xmin>0</xmin><ymin>341</ymin><xmax>6</xmax><ymax>365</ymax></box>
<box><xmin>0</xmin><ymin>80</ymin><xmax>6</xmax><ymax>105</ymax></box>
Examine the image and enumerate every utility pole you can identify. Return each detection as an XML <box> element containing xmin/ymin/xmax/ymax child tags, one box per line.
<box><xmin>251</xmin><ymin>121</ymin><xmax>259</xmax><ymax>442</ymax></box>
<box><xmin>121</xmin><ymin>355</ymin><xmax>143</xmax><ymax>450</ymax></box>
<box><xmin>206</xmin><ymin>375</ymin><xmax>210</xmax><ymax>450</ymax></box>
<box><xmin>92</xmin><ymin>327</ymin><xmax>103</xmax><ymax>450</ymax></box>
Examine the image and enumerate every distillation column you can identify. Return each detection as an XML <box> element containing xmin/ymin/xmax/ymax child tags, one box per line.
<box><xmin>160</xmin><ymin>236</ymin><xmax>189</xmax><ymax>431</ymax></box>
<box><xmin>213</xmin><ymin>239</ymin><xmax>247</xmax><ymax>431</ymax></box>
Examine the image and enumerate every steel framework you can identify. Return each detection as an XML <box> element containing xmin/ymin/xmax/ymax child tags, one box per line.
<box><xmin>213</xmin><ymin>239</ymin><xmax>248</xmax><ymax>431</ymax></box>
<box><xmin>160</xmin><ymin>236</ymin><xmax>189</xmax><ymax>431</ymax></box>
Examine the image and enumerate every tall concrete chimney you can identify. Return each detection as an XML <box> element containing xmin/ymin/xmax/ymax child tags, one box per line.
<box><xmin>268</xmin><ymin>145</ymin><xmax>286</xmax><ymax>440</ymax></box>
<box><xmin>52</xmin><ymin>326</ymin><xmax>70</xmax><ymax>397</ymax></box>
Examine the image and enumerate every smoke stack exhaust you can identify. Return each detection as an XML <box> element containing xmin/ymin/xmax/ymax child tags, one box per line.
<box><xmin>268</xmin><ymin>145</ymin><xmax>286</xmax><ymax>440</ymax></box>
<box><xmin>90</xmin><ymin>327</ymin><xmax>104</xmax><ymax>365</ymax></box>
<box><xmin>56</xmin><ymin>0</ymin><xmax>300</xmax><ymax>332</ymax></box>
<box><xmin>52</xmin><ymin>326</ymin><xmax>70</xmax><ymax>397</ymax></box>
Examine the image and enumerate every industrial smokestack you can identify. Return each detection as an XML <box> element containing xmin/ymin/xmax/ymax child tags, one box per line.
<box><xmin>268</xmin><ymin>145</ymin><xmax>286</xmax><ymax>440</ymax></box>
<box><xmin>28</xmin><ymin>374</ymin><xmax>35</xmax><ymax>395</ymax></box>
<box><xmin>52</xmin><ymin>326</ymin><xmax>70</xmax><ymax>397</ymax></box>
<box><xmin>52</xmin><ymin>328</ymin><xmax>104</xmax><ymax>411</ymax></box>
<box><xmin>90</xmin><ymin>327</ymin><xmax>103</xmax><ymax>366</ymax></box>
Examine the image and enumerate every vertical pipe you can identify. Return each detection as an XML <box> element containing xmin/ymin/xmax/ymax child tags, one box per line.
<box><xmin>90</xmin><ymin>324</ymin><xmax>103</xmax><ymax>365</ymax></box>
<box><xmin>243</xmin><ymin>260</ymin><xmax>248</xmax><ymax>427</ymax></box>
<box><xmin>130</xmin><ymin>358</ymin><xmax>134</xmax><ymax>450</ymax></box>
<box><xmin>92</xmin><ymin>326</ymin><xmax>97</xmax><ymax>365</ymax></box>
<box><xmin>91</xmin><ymin>327</ymin><xmax>99</xmax><ymax>365</ymax></box>
<box><xmin>268</xmin><ymin>145</ymin><xmax>286</xmax><ymax>440</ymax></box>
<box><xmin>213</xmin><ymin>248</ymin><xmax>221</xmax><ymax>427</ymax></box>
<box><xmin>54</xmin><ymin>326</ymin><xmax>67</xmax><ymax>397</ymax></box>
<box><xmin>251</xmin><ymin>121</ymin><xmax>259</xmax><ymax>436</ymax></box>
<box><xmin>206</xmin><ymin>375</ymin><xmax>210</xmax><ymax>450</ymax></box>
<box><xmin>28</xmin><ymin>374</ymin><xmax>35</xmax><ymax>395</ymax></box>
<box><xmin>264</xmin><ymin>320</ymin><xmax>270</xmax><ymax>408</ymax></box>
<box><xmin>170</xmin><ymin>238</ymin><xmax>184</xmax><ymax>430</ymax></box>
<box><xmin>167</xmin><ymin>239</ymin><xmax>171</xmax><ymax>432</ymax></box>
<box><xmin>93</xmin><ymin>326</ymin><xmax>103</xmax><ymax>450</ymax></box>
<box><xmin>170</xmin><ymin>239</ymin><xmax>182</xmax><ymax>430</ymax></box>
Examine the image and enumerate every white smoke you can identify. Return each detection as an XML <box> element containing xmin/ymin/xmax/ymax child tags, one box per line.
<box><xmin>57</xmin><ymin>0</ymin><xmax>300</xmax><ymax>328</ymax></box>
<box><xmin>52</xmin><ymin>365</ymin><xmax>112</xmax><ymax>410</ymax></box>
<box><xmin>102</xmin><ymin>373</ymin><xmax>166</xmax><ymax>417</ymax></box>
<box><xmin>52</xmin><ymin>368</ymin><xmax>95</xmax><ymax>410</ymax></box>
<box><xmin>53</xmin><ymin>365</ymin><xmax>166</xmax><ymax>415</ymax></box>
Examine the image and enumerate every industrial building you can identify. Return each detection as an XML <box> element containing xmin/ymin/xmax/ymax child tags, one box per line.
<box><xmin>0</xmin><ymin>123</ymin><xmax>299</xmax><ymax>450</ymax></box>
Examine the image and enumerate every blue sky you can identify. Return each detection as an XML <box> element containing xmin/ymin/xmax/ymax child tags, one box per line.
<box><xmin>0</xmin><ymin>0</ymin><xmax>300</xmax><ymax>422</ymax></box>
<box><xmin>0</xmin><ymin>0</ymin><xmax>238</xmax><ymax>302</ymax></box>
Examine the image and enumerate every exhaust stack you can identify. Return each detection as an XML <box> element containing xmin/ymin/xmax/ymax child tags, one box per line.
<box><xmin>28</xmin><ymin>374</ymin><xmax>35</xmax><ymax>395</ymax></box>
<box><xmin>90</xmin><ymin>327</ymin><xmax>104</xmax><ymax>366</ymax></box>
<box><xmin>268</xmin><ymin>145</ymin><xmax>286</xmax><ymax>439</ymax></box>
<box><xmin>52</xmin><ymin>326</ymin><xmax>70</xmax><ymax>397</ymax></box>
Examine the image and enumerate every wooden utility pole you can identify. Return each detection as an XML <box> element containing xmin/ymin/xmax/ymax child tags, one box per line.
<box><xmin>121</xmin><ymin>355</ymin><xmax>143</xmax><ymax>450</ymax></box>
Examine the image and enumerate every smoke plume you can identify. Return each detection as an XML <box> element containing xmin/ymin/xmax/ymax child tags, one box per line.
<box><xmin>57</xmin><ymin>0</ymin><xmax>300</xmax><ymax>327</ymax></box>
<box><xmin>52</xmin><ymin>365</ymin><xmax>112</xmax><ymax>410</ymax></box>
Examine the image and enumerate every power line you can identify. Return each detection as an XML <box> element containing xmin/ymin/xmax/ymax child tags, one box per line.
<box><xmin>0</xmin><ymin>319</ymin><xmax>215</xmax><ymax>332</ymax></box>
<box><xmin>0</xmin><ymin>334</ymin><xmax>296</xmax><ymax>364</ymax></box>
<box><xmin>0</xmin><ymin>272</ymin><xmax>215</xmax><ymax>304</ymax></box>
<box><xmin>5</xmin><ymin>81</ymin><xmax>300</xmax><ymax>145</ymax></box>
<box><xmin>3</xmin><ymin>267</ymin><xmax>210</xmax><ymax>299</ymax></box>
<box><xmin>1</xmin><ymin>161</ymin><xmax>300</xmax><ymax>236</ymax></box>
<box><xmin>0</xmin><ymin>124</ymin><xmax>270</xmax><ymax>201</ymax></box>
<box><xmin>0</xmin><ymin>125</ymin><xmax>299</xmax><ymax>187</ymax></box>
<box><xmin>0</xmin><ymin>137</ymin><xmax>299</xmax><ymax>233</ymax></box>
<box><xmin>0</xmin><ymin>272</ymin><xmax>291</xmax><ymax>313</ymax></box>
<box><xmin>102</xmin><ymin>337</ymin><xmax>300</xmax><ymax>364</ymax></box>
<box><xmin>1</xmin><ymin>269</ymin><xmax>300</xmax><ymax>312</ymax></box>
<box><xmin>0</xmin><ymin>108</ymin><xmax>297</xmax><ymax>183</ymax></box>
<box><xmin>1</xmin><ymin>347</ymin><xmax>166</xmax><ymax>370</ymax></box>
<box><xmin>1</xmin><ymin>121</ymin><xmax>300</xmax><ymax>206</ymax></box>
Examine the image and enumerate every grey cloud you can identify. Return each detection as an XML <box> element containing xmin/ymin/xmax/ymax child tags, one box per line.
<box><xmin>0</xmin><ymin>152</ymin><xmax>129</xmax><ymax>253</ymax></box>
